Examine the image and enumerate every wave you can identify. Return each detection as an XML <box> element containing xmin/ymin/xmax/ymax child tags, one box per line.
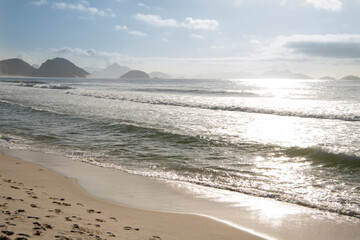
<box><xmin>20</xmin><ymin>83</ymin><xmax>74</xmax><ymax>90</ymax></box>
<box><xmin>66</xmin><ymin>90</ymin><xmax>360</xmax><ymax>122</ymax></box>
<box><xmin>2</xmin><ymin>80</ymin><xmax>73</xmax><ymax>90</ymax></box>
<box><xmin>130</xmin><ymin>87</ymin><xmax>259</xmax><ymax>97</ymax></box>
<box><xmin>0</xmin><ymin>99</ymin><xmax>68</xmax><ymax>116</ymax></box>
<box><xmin>99</xmin><ymin>120</ymin><xmax>360</xmax><ymax>166</ymax></box>
<box><xmin>82</xmin><ymin>151</ymin><xmax>360</xmax><ymax>219</ymax></box>
<box><xmin>286</xmin><ymin>147</ymin><xmax>360</xmax><ymax>168</ymax></box>
<box><xmin>2</xmin><ymin>80</ymin><xmax>44</xmax><ymax>84</ymax></box>
<box><xmin>1</xmin><ymin>101</ymin><xmax>359</xmax><ymax>219</ymax></box>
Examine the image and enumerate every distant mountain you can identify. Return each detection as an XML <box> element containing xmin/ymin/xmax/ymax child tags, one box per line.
<box><xmin>258</xmin><ymin>70</ymin><xmax>312</xmax><ymax>79</ymax></box>
<box><xmin>149</xmin><ymin>71</ymin><xmax>171</xmax><ymax>79</ymax></box>
<box><xmin>0</xmin><ymin>57</ymin><xmax>90</xmax><ymax>78</ymax></box>
<box><xmin>195</xmin><ymin>71</ymin><xmax>255</xmax><ymax>79</ymax></box>
<box><xmin>37</xmin><ymin>58</ymin><xmax>90</xmax><ymax>78</ymax></box>
<box><xmin>120</xmin><ymin>70</ymin><xmax>149</xmax><ymax>78</ymax></box>
<box><xmin>320</xmin><ymin>76</ymin><xmax>337</xmax><ymax>80</ymax></box>
<box><xmin>0</xmin><ymin>58</ymin><xmax>37</xmax><ymax>76</ymax></box>
<box><xmin>197</xmin><ymin>70</ymin><xmax>311</xmax><ymax>80</ymax></box>
<box><xmin>340</xmin><ymin>75</ymin><xmax>360</xmax><ymax>80</ymax></box>
<box><xmin>92</xmin><ymin>63</ymin><xmax>131</xmax><ymax>78</ymax></box>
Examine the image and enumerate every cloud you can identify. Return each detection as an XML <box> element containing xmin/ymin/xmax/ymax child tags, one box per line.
<box><xmin>253</xmin><ymin>34</ymin><xmax>360</xmax><ymax>60</ymax></box>
<box><xmin>189</xmin><ymin>34</ymin><xmax>204</xmax><ymax>39</ymax></box>
<box><xmin>128</xmin><ymin>30</ymin><xmax>148</xmax><ymax>37</ymax></box>
<box><xmin>305</xmin><ymin>0</ymin><xmax>342</xmax><ymax>11</ymax></box>
<box><xmin>134</xmin><ymin>14</ymin><xmax>178</xmax><ymax>27</ymax></box>
<box><xmin>114</xmin><ymin>25</ymin><xmax>129</xmax><ymax>31</ymax></box>
<box><xmin>114</xmin><ymin>25</ymin><xmax>147</xmax><ymax>37</ymax></box>
<box><xmin>138</xmin><ymin>3</ymin><xmax>149</xmax><ymax>8</ymax></box>
<box><xmin>282</xmin><ymin>34</ymin><xmax>360</xmax><ymax>58</ymax></box>
<box><xmin>52</xmin><ymin>1</ymin><xmax>115</xmax><ymax>17</ymax></box>
<box><xmin>31</xmin><ymin>0</ymin><xmax>47</xmax><ymax>6</ymax></box>
<box><xmin>134</xmin><ymin>14</ymin><xmax>219</xmax><ymax>30</ymax></box>
<box><xmin>181</xmin><ymin>18</ymin><xmax>219</xmax><ymax>30</ymax></box>
<box><xmin>52</xmin><ymin>47</ymin><xmax>125</xmax><ymax>61</ymax></box>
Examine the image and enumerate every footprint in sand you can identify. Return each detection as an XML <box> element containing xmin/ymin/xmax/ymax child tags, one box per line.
<box><xmin>123</xmin><ymin>226</ymin><xmax>140</xmax><ymax>231</ymax></box>
<box><xmin>149</xmin><ymin>236</ymin><xmax>162</xmax><ymax>240</ymax></box>
<box><xmin>17</xmin><ymin>233</ymin><xmax>31</xmax><ymax>237</ymax></box>
<box><xmin>0</xmin><ymin>235</ymin><xmax>11</xmax><ymax>240</ymax></box>
<box><xmin>0</xmin><ymin>231</ymin><xmax>14</xmax><ymax>236</ymax></box>
<box><xmin>107</xmin><ymin>231</ymin><xmax>116</xmax><ymax>237</ymax></box>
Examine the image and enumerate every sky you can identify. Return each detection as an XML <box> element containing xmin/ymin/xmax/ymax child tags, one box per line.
<box><xmin>1</xmin><ymin>0</ymin><xmax>360</xmax><ymax>78</ymax></box>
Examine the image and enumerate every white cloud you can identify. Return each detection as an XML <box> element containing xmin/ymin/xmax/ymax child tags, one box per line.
<box><xmin>134</xmin><ymin>14</ymin><xmax>219</xmax><ymax>30</ymax></box>
<box><xmin>134</xmin><ymin>14</ymin><xmax>178</xmax><ymax>27</ymax></box>
<box><xmin>305</xmin><ymin>0</ymin><xmax>342</xmax><ymax>11</ymax></box>
<box><xmin>31</xmin><ymin>0</ymin><xmax>47</xmax><ymax>6</ymax></box>
<box><xmin>42</xmin><ymin>45</ymin><xmax>359</xmax><ymax>78</ymax></box>
<box><xmin>52</xmin><ymin>47</ymin><xmax>125</xmax><ymax>62</ymax></box>
<box><xmin>181</xmin><ymin>17</ymin><xmax>219</xmax><ymax>30</ymax></box>
<box><xmin>53</xmin><ymin>47</ymin><xmax>110</xmax><ymax>57</ymax></box>
<box><xmin>114</xmin><ymin>25</ymin><xmax>147</xmax><ymax>37</ymax></box>
<box><xmin>52</xmin><ymin>1</ymin><xmax>115</xmax><ymax>17</ymax></box>
<box><xmin>189</xmin><ymin>34</ymin><xmax>204</xmax><ymax>39</ymax></box>
<box><xmin>138</xmin><ymin>3</ymin><xmax>149</xmax><ymax>8</ymax></box>
<box><xmin>128</xmin><ymin>30</ymin><xmax>148</xmax><ymax>37</ymax></box>
<box><xmin>114</xmin><ymin>25</ymin><xmax>129</xmax><ymax>31</ymax></box>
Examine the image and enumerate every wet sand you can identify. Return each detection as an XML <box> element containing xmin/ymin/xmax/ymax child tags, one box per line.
<box><xmin>0</xmin><ymin>152</ymin><xmax>265</xmax><ymax>240</ymax></box>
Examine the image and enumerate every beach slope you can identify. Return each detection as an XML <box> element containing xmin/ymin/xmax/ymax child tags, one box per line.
<box><xmin>0</xmin><ymin>152</ymin><xmax>264</xmax><ymax>240</ymax></box>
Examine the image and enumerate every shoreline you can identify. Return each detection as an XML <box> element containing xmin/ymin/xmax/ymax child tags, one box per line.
<box><xmin>0</xmin><ymin>151</ymin><xmax>265</xmax><ymax>240</ymax></box>
<box><xmin>1</xmin><ymin>147</ymin><xmax>360</xmax><ymax>240</ymax></box>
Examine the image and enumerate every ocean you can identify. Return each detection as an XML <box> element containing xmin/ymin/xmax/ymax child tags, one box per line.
<box><xmin>0</xmin><ymin>76</ymin><xmax>359</xmax><ymax>220</ymax></box>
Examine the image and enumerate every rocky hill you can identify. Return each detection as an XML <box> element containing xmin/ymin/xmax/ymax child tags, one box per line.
<box><xmin>37</xmin><ymin>58</ymin><xmax>90</xmax><ymax>78</ymax></box>
<box><xmin>0</xmin><ymin>58</ymin><xmax>37</xmax><ymax>76</ymax></box>
<box><xmin>320</xmin><ymin>76</ymin><xmax>337</xmax><ymax>80</ymax></box>
<box><xmin>120</xmin><ymin>70</ymin><xmax>149</xmax><ymax>78</ymax></box>
<box><xmin>340</xmin><ymin>75</ymin><xmax>360</xmax><ymax>80</ymax></box>
<box><xmin>0</xmin><ymin>58</ymin><xmax>90</xmax><ymax>78</ymax></box>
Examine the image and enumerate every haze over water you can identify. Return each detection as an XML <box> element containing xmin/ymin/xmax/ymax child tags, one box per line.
<box><xmin>1</xmin><ymin>77</ymin><xmax>359</xmax><ymax>220</ymax></box>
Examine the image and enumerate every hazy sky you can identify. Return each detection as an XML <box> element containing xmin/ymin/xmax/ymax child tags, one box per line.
<box><xmin>1</xmin><ymin>0</ymin><xmax>360</xmax><ymax>78</ymax></box>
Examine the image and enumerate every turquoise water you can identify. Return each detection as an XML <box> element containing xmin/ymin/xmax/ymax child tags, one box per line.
<box><xmin>0</xmin><ymin>77</ymin><xmax>359</xmax><ymax>218</ymax></box>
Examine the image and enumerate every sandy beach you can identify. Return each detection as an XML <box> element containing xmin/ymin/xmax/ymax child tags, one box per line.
<box><xmin>0</xmin><ymin>152</ymin><xmax>265</xmax><ymax>240</ymax></box>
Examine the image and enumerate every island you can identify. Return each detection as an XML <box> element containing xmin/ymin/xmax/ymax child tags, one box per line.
<box><xmin>120</xmin><ymin>70</ymin><xmax>149</xmax><ymax>78</ymax></box>
<box><xmin>340</xmin><ymin>75</ymin><xmax>360</xmax><ymax>80</ymax></box>
<box><xmin>320</xmin><ymin>76</ymin><xmax>337</xmax><ymax>80</ymax></box>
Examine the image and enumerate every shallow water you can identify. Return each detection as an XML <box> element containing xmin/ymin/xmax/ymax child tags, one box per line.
<box><xmin>0</xmin><ymin>77</ymin><xmax>359</xmax><ymax>219</ymax></box>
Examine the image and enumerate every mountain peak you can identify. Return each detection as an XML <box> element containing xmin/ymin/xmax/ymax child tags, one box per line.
<box><xmin>37</xmin><ymin>58</ymin><xmax>90</xmax><ymax>78</ymax></box>
<box><xmin>91</xmin><ymin>63</ymin><xmax>131</xmax><ymax>78</ymax></box>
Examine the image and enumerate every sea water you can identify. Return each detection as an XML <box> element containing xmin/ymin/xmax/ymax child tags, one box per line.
<box><xmin>0</xmin><ymin>77</ymin><xmax>359</xmax><ymax>222</ymax></box>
